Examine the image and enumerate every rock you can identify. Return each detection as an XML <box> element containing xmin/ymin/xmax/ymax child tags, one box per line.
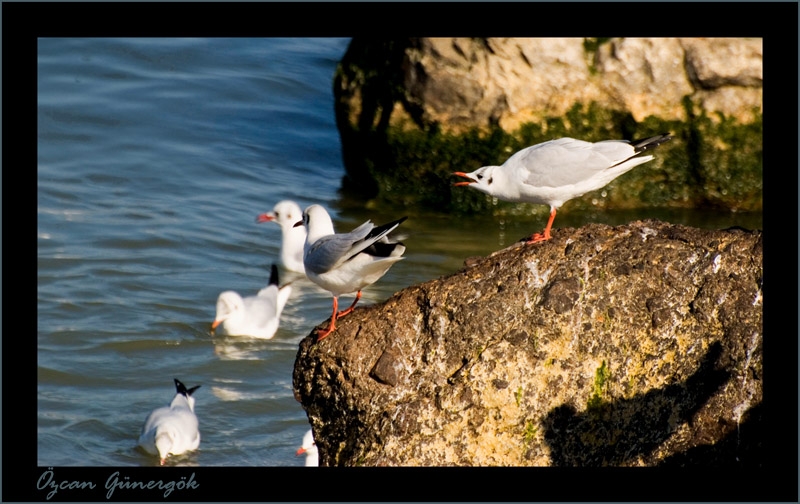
<box><xmin>402</xmin><ymin>38</ymin><xmax>605</xmax><ymax>133</ymax></box>
<box><xmin>593</xmin><ymin>38</ymin><xmax>694</xmax><ymax>122</ymax></box>
<box><xmin>593</xmin><ymin>38</ymin><xmax>763</xmax><ymax>124</ymax></box>
<box><xmin>682</xmin><ymin>38</ymin><xmax>763</xmax><ymax>89</ymax></box>
<box><xmin>337</xmin><ymin>37</ymin><xmax>762</xmax><ymax>135</ymax></box>
<box><xmin>292</xmin><ymin>220</ymin><xmax>762</xmax><ymax>466</ymax></box>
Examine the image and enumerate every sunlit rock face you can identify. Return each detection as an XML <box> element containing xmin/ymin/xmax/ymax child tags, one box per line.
<box><xmin>336</xmin><ymin>37</ymin><xmax>762</xmax><ymax>135</ymax></box>
<box><xmin>293</xmin><ymin>220</ymin><xmax>763</xmax><ymax>466</ymax></box>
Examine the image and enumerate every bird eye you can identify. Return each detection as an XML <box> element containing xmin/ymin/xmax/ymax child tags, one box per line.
<box><xmin>275</xmin><ymin>212</ymin><xmax>280</xmax><ymax>218</ymax></box>
<box><xmin>476</xmin><ymin>174</ymin><xmax>483</xmax><ymax>180</ymax></box>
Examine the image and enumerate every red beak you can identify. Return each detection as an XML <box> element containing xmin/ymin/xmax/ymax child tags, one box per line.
<box><xmin>256</xmin><ymin>213</ymin><xmax>275</xmax><ymax>223</ymax></box>
<box><xmin>453</xmin><ymin>172</ymin><xmax>476</xmax><ymax>187</ymax></box>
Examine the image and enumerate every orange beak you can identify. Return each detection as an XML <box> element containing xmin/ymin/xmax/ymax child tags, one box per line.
<box><xmin>453</xmin><ymin>172</ymin><xmax>476</xmax><ymax>187</ymax></box>
<box><xmin>210</xmin><ymin>320</ymin><xmax>221</xmax><ymax>334</ymax></box>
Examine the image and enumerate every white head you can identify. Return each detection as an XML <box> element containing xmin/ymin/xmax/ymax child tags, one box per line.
<box><xmin>296</xmin><ymin>429</ymin><xmax>319</xmax><ymax>467</ymax></box>
<box><xmin>211</xmin><ymin>291</ymin><xmax>245</xmax><ymax>334</ymax></box>
<box><xmin>256</xmin><ymin>200</ymin><xmax>307</xmax><ymax>273</ymax></box>
<box><xmin>453</xmin><ymin>166</ymin><xmax>505</xmax><ymax>196</ymax></box>
<box><xmin>256</xmin><ymin>200</ymin><xmax>304</xmax><ymax>229</ymax></box>
<box><xmin>295</xmin><ymin>204</ymin><xmax>335</xmax><ymax>245</ymax></box>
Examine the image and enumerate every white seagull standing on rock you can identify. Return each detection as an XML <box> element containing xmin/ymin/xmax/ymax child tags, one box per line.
<box><xmin>138</xmin><ymin>379</ymin><xmax>201</xmax><ymax>466</ymax></box>
<box><xmin>211</xmin><ymin>264</ymin><xmax>293</xmax><ymax>339</ymax></box>
<box><xmin>256</xmin><ymin>200</ymin><xmax>307</xmax><ymax>274</ymax></box>
<box><xmin>294</xmin><ymin>204</ymin><xmax>406</xmax><ymax>341</ymax></box>
<box><xmin>454</xmin><ymin>133</ymin><xmax>673</xmax><ymax>243</ymax></box>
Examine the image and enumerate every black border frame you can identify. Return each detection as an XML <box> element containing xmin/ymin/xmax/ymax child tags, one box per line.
<box><xmin>7</xmin><ymin>2</ymin><xmax>798</xmax><ymax>501</ymax></box>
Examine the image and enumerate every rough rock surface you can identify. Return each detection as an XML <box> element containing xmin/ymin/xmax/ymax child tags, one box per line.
<box><xmin>293</xmin><ymin>220</ymin><xmax>763</xmax><ymax>466</ymax></box>
<box><xmin>337</xmin><ymin>37</ymin><xmax>762</xmax><ymax>135</ymax></box>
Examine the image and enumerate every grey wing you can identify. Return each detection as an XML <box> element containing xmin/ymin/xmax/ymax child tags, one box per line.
<box><xmin>516</xmin><ymin>139</ymin><xmax>635</xmax><ymax>188</ymax></box>
<box><xmin>303</xmin><ymin>220</ymin><xmax>374</xmax><ymax>275</ymax></box>
<box><xmin>304</xmin><ymin>234</ymin><xmax>362</xmax><ymax>275</ymax></box>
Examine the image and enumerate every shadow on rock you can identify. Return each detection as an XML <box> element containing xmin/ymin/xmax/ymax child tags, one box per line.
<box><xmin>659</xmin><ymin>401</ymin><xmax>762</xmax><ymax>467</ymax></box>
<box><xmin>542</xmin><ymin>341</ymin><xmax>732</xmax><ymax>466</ymax></box>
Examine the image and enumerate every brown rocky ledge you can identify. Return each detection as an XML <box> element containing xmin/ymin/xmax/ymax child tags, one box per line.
<box><xmin>292</xmin><ymin>220</ymin><xmax>763</xmax><ymax>466</ymax></box>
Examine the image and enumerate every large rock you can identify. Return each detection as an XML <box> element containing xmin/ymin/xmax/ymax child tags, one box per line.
<box><xmin>293</xmin><ymin>220</ymin><xmax>763</xmax><ymax>466</ymax></box>
<box><xmin>338</xmin><ymin>37</ymin><xmax>762</xmax><ymax>135</ymax></box>
<box><xmin>401</xmin><ymin>38</ymin><xmax>607</xmax><ymax>132</ymax></box>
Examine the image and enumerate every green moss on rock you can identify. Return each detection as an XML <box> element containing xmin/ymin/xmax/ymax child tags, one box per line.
<box><xmin>348</xmin><ymin>102</ymin><xmax>762</xmax><ymax>216</ymax></box>
<box><xmin>693</xmin><ymin>112</ymin><xmax>763</xmax><ymax>211</ymax></box>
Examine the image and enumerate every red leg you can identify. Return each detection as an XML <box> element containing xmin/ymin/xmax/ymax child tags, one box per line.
<box><xmin>336</xmin><ymin>291</ymin><xmax>362</xmax><ymax>318</ymax></box>
<box><xmin>317</xmin><ymin>296</ymin><xmax>339</xmax><ymax>341</ymax></box>
<box><xmin>526</xmin><ymin>208</ymin><xmax>557</xmax><ymax>244</ymax></box>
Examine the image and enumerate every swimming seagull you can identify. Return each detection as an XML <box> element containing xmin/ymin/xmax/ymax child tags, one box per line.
<box><xmin>294</xmin><ymin>204</ymin><xmax>406</xmax><ymax>341</ymax></box>
<box><xmin>211</xmin><ymin>264</ymin><xmax>293</xmax><ymax>339</ymax></box>
<box><xmin>138</xmin><ymin>378</ymin><xmax>201</xmax><ymax>466</ymax></box>
<box><xmin>256</xmin><ymin>200</ymin><xmax>307</xmax><ymax>274</ymax></box>
<box><xmin>296</xmin><ymin>429</ymin><xmax>319</xmax><ymax>466</ymax></box>
<box><xmin>454</xmin><ymin>133</ymin><xmax>673</xmax><ymax>243</ymax></box>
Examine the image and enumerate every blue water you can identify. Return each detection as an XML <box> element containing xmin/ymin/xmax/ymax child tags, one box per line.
<box><xmin>37</xmin><ymin>38</ymin><xmax>762</xmax><ymax>468</ymax></box>
<box><xmin>37</xmin><ymin>37</ymin><xmax>356</xmax><ymax>467</ymax></box>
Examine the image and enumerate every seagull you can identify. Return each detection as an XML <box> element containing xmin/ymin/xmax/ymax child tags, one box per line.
<box><xmin>296</xmin><ymin>429</ymin><xmax>319</xmax><ymax>466</ymax></box>
<box><xmin>294</xmin><ymin>204</ymin><xmax>406</xmax><ymax>340</ymax></box>
<box><xmin>211</xmin><ymin>264</ymin><xmax>293</xmax><ymax>339</ymax></box>
<box><xmin>454</xmin><ymin>133</ymin><xmax>673</xmax><ymax>243</ymax></box>
<box><xmin>138</xmin><ymin>379</ymin><xmax>201</xmax><ymax>466</ymax></box>
<box><xmin>256</xmin><ymin>200</ymin><xmax>307</xmax><ymax>274</ymax></box>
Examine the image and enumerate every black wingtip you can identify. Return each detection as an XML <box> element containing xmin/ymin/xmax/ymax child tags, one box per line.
<box><xmin>174</xmin><ymin>378</ymin><xmax>187</xmax><ymax>395</ymax></box>
<box><xmin>269</xmin><ymin>264</ymin><xmax>279</xmax><ymax>286</ymax></box>
<box><xmin>174</xmin><ymin>378</ymin><xmax>201</xmax><ymax>397</ymax></box>
<box><xmin>632</xmin><ymin>133</ymin><xmax>673</xmax><ymax>153</ymax></box>
<box><xmin>364</xmin><ymin>240</ymin><xmax>406</xmax><ymax>258</ymax></box>
<box><xmin>366</xmin><ymin>216</ymin><xmax>408</xmax><ymax>241</ymax></box>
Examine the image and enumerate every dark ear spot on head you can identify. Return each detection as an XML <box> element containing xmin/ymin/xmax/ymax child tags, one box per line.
<box><xmin>488</xmin><ymin>177</ymin><xmax>493</xmax><ymax>185</ymax></box>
